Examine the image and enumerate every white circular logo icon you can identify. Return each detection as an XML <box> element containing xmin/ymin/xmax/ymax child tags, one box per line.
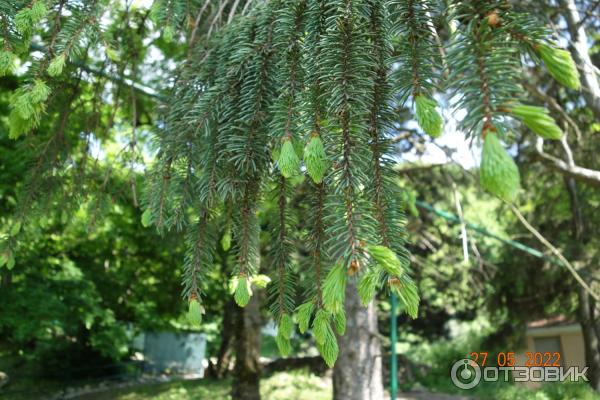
<box><xmin>450</xmin><ymin>358</ymin><xmax>481</xmax><ymax>390</ymax></box>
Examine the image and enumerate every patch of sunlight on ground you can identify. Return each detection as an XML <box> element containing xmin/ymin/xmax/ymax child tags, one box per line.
<box><xmin>261</xmin><ymin>370</ymin><xmax>331</xmax><ymax>400</ymax></box>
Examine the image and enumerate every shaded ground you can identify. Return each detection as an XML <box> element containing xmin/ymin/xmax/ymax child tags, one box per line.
<box><xmin>72</xmin><ymin>372</ymin><xmax>330</xmax><ymax>400</ymax></box>
<box><xmin>68</xmin><ymin>377</ymin><xmax>472</xmax><ymax>400</ymax></box>
<box><xmin>34</xmin><ymin>374</ymin><xmax>472</xmax><ymax>400</ymax></box>
<box><xmin>399</xmin><ymin>391</ymin><xmax>472</xmax><ymax>400</ymax></box>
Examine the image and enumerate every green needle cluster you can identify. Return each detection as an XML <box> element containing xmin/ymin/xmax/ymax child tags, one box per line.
<box><xmin>511</xmin><ymin>104</ymin><xmax>563</xmax><ymax>140</ymax></box>
<box><xmin>537</xmin><ymin>44</ymin><xmax>580</xmax><ymax>90</ymax></box>
<box><xmin>480</xmin><ymin>131</ymin><xmax>520</xmax><ymax>202</ymax></box>
<box><xmin>415</xmin><ymin>95</ymin><xmax>443</xmax><ymax>138</ymax></box>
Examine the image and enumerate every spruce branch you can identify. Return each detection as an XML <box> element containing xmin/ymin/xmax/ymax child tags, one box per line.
<box><xmin>182</xmin><ymin>209</ymin><xmax>215</xmax><ymax>301</ymax></box>
<box><xmin>234</xmin><ymin>180</ymin><xmax>261</xmax><ymax>279</ymax></box>
<box><xmin>367</xmin><ymin>0</ymin><xmax>391</xmax><ymax>247</ymax></box>
<box><xmin>268</xmin><ymin>175</ymin><xmax>296</xmax><ymax>320</ymax></box>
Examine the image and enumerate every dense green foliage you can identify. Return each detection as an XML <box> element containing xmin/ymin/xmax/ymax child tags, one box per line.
<box><xmin>0</xmin><ymin>130</ymin><xmax>187</xmax><ymax>369</ymax></box>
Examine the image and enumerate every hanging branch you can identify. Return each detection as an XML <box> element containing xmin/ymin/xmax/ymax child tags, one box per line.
<box><xmin>359</xmin><ymin>0</ymin><xmax>417</xmax><ymax>316</ymax></box>
<box><xmin>304</xmin><ymin>0</ymin><xmax>328</xmax><ymax>309</ymax></box>
<box><xmin>322</xmin><ymin>0</ymin><xmax>375</xmax><ymax>269</ymax></box>
<box><xmin>395</xmin><ymin>0</ymin><xmax>443</xmax><ymax>138</ymax></box>
<box><xmin>368</xmin><ymin>0</ymin><xmax>392</xmax><ymax>247</ymax></box>
<box><xmin>395</xmin><ymin>0</ymin><xmax>439</xmax><ymax>100</ymax></box>
<box><xmin>338</xmin><ymin>11</ymin><xmax>360</xmax><ymax>267</ymax></box>
<box><xmin>268</xmin><ymin>1</ymin><xmax>306</xmax><ymax>354</ymax></box>
<box><xmin>447</xmin><ymin>1</ymin><xmax>523</xmax><ymax>203</ymax></box>
<box><xmin>230</xmin><ymin>3</ymin><xmax>279</xmax><ymax>305</ymax></box>
<box><xmin>268</xmin><ymin>175</ymin><xmax>296</xmax><ymax>355</ymax></box>
<box><xmin>274</xmin><ymin>0</ymin><xmax>306</xmax><ymax>177</ymax></box>
<box><xmin>294</xmin><ymin>1</ymin><xmax>330</xmax><ymax>342</ymax></box>
<box><xmin>183</xmin><ymin>210</ymin><xmax>215</xmax><ymax>302</ymax></box>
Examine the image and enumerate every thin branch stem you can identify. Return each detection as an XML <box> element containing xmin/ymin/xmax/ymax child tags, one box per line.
<box><xmin>507</xmin><ymin>202</ymin><xmax>599</xmax><ymax>302</ymax></box>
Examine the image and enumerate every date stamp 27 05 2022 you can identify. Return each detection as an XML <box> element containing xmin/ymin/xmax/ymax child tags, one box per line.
<box><xmin>449</xmin><ymin>351</ymin><xmax>589</xmax><ymax>390</ymax></box>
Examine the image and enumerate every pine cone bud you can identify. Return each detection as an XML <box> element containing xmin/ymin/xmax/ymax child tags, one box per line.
<box><xmin>480</xmin><ymin>131</ymin><xmax>520</xmax><ymax>202</ymax></box>
<box><xmin>367</xmin><ymin>244</ymin><xmax>404</xmax><ymax>276</ymax></box>
<box><xmin>486</xmin><ymin>10</ymin><xmax>500</xmax><ymax>27</ymax></box>
<box><xmin>537</xmin><ymin>44</ymin><xmax>580</xmax><ymax>90</ymax></box>
<box><xmin>47</xmin><ymin>53</ymin><xmax>67</xmax><ymax>77</ymax></box>
<box><xmin>0</xmin><ymin>50</ymin><xmax>15</xmax><ymax>77</ymax></box>
<box><xmin>278</xmin><ymin>313</ymin><xmax>293</xmax><ymax>339</ymax></box>
<box><xmin>303</xmin><ymin>134</ymin><xmax>328</xmax><ymax>183</ymax></box>
<box><xmin>221</xmin><ymin>225</ymin><xmax>231</xmax><ymax>251</ymax></box>
<box><xmin>348</xmin><ymin>259</ymin><xmax>360</xmax><ymax>276</ymax></box>
<box><xmin>415</xmin><ymin>95</ymin><xmax>443</xmax><ymax>138</ymax></box>
<box><xmin>233</xmin><ymin>275</ymin><xmax>252</xmax><ymax>307</ymax></box>
<box><xmin>511</xmin><ymin>104</ymin><xmax>562</xmax><ymax>140</ymax></box>
<box><xmin>278</xmin><ymin>137</ymin><xmax>300</xmax><ymax>178</ymax></box>
<box><xmin>187</xmin><ymin>296</ymin><xmax>203</xmax><ymax>327</ymax></box>
<box><xmin>388</xmin><ymin>276</ymin><xmax>400</xmax><ymax>287</ymax></box>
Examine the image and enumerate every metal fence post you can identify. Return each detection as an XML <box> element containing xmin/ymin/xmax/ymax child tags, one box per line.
<box><xmin>390</xmin><ymin>292</ymin><xmax>398</xmax><ymax>400</ymax></box>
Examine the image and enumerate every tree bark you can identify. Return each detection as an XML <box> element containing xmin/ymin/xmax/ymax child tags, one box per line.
<box><xmin>333</xmin><ymin>280</ymin><xmax>384</xmax><ymax>400</ymax></box>
<box><xmin>206</xmin><ymin>299</ymin><xmax>237</xmax><ymax>378</ymax></box>
<box><xmin>578</xmin><ymin>287</ymin><xmax>600</xmax><ymax>391</ymax></box>
<box><xmin>231</xmin><ymin>292</ymin><xmax>263</xmax><ymax>400</ymax></box>
<box><xmin>533</xmin><ymin>142</ymin><xmax>600</xmax><ymax>188</ymax></box>
<box><xmin>559</xmin><ymin>0</ymin><xmax>600</xmax><ymax>121</ymax></box>
<box><xmin>563</xmin><ymin>176</ymin><xmax>600</xmax><ymax>391</ymax></box>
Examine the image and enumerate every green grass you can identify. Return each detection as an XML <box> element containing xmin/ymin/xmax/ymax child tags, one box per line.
<box><xmin>78</xmin><ymin>379</ymin><xmax>231</xmax><ymax>400</ymax></box>
<box><xmin>261</xmin><ymin>370</ymin><xmax>331</xmax><ymax>400</ymax></box>
<box><xmin>76</xmin><ymin>371</ymin><xmax>331</xmax><ymax>400</ymax></box>
<box><xmin>493</xmin><ymin>382</ymin><xmax>600</xmax><ymax>400</ymax></box>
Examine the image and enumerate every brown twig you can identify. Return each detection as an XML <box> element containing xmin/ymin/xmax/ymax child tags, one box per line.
<box><xmin>507</xmin><ymin>201</ymin><xmax>599</xmax><ymax>302</ymax></box>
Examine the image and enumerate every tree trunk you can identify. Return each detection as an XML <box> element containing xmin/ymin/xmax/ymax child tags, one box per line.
<box><xmin>1</xmin><ymin>270</ymin><xmax>11</xmax><ymax>288</ymax></box>
<box><xmin>578</xmin><ymin>287</ymin><xmax>600</xmax><ymax>391</ymax></box>
<box><xmin>559</xmin><ymin>0</ymin><xmax>600</xmax><ymax>120</ymax></box>
<box><xmin>564</xmin><ymin>177</ymin><xmax>600</xmax><ymax>392</ymax></box>
<box><xmin>231</xmin><ymin>292</ymin><xmax>263</xmax><ymax>400</ymax></box>
<box><xmin>333</xmin><ymin>280</ymin><xmax>384</xmax><ymax>400</ymax></box>
<box><xmin>206</xmin><ymin>299</ymin><xmax>236</xmax><ymax>378</ymax></box>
